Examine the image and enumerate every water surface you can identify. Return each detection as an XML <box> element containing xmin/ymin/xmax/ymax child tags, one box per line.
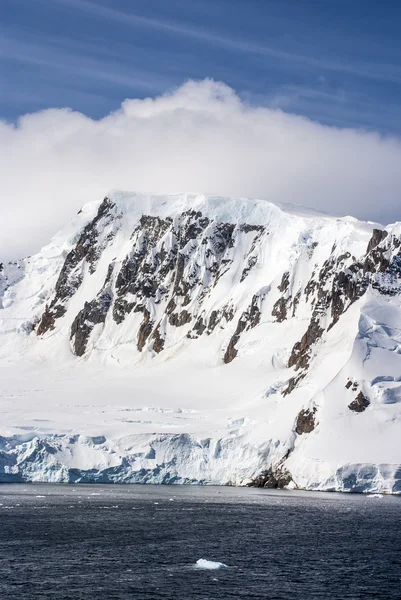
<box><xmin>0</xmin><ymin>484</ymin><xmax>400</xmax><ymax>599</ymax></box>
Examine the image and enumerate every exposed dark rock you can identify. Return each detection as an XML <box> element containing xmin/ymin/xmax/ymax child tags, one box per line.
<box><xmin>246</xmin><ymin>227</ymin><xmax>266</xmax><ymax>256</ymax></box>
<box><xmin>272</xmin><ymin>285</ymin><xmax>300</xmax><ymax>322</ymax></box>
<box><xmin>278</xmin><ymin>272</ymin><xmax>290</xmax><ymax>293</ymax></box>
<box><xmin>272</xmin><ymin>297</ymin><xmax>289</xmax><ymax>323</ymax></box>
<box><xmin>180</xmin><ymin>210</ymin><xmax>210</xmax><ymax>245</ymax></box>
<box><xmin>171</xmin><ymin>253</ymin><xmax>186</xmax><ymax>296</ymax></box>
<box><xmin>38</xmin><ymin>197</ymin><xmax>116</xmax><ymax>335</ymax></box>
<box><xmin>245</xmin><ymin>298</ymin><xmax>262</xmax><ymax>329</ymax></box>
<box><xmin>181</xmin><ymin>293</ymin><xmax>191</xmax><ymax>307</ymax></box>
<box><xmin>112</xmin><ymin>297</ymin><xmax>136</xmax><ymax>325</ymax></box>
<box><xmin>282</xmin><ymin>373</ymin><xmax>306</xmax><ymax>397</ymax></box>
<box><xmin>223</xmin><ymin>327</ymin><xmax>244</xmax><ymax>364</ymax></box>
<box><xmin>102</xmin><ymin>263</ymin><xmax>115</xmax><ymax>290</ymax></box>
<box><xmin>222</xmin><ymin>305</ymin><xmax>235</xmax><ymax>322</ymax></box>
<box><xmin>211</xmin><ymin>222</ymin><xmax>235</xmax><ymax>253</ymax></box>
<box><xmin>291</xmin><ymin>290</ymin><xmax>301</xmax><ymax>316</ymax></box>
<box><xmin>37</xmin><ymin>303</ymin><xmax>67</xmax><ymax>336</ymax></box>
<box><xmin>70</xmin><ymin>289</ymin><xmax>112</xmax><ymax>356</ymax></box>
<box><xmin>239</xmin><ymin>224</ymin><xmax>265</xmax><ymax>234</ymax></box>
<box><xmin>288</xmin><ymin>318</ymin><xmax>324</xmax><ymax>370</ymax></box>
<box><xmin>285</xmin><ymin>229</ymin><xmax>400</xmax><ymax>389</ymax></box>
<box><xmin>247</xmin><ymin>467</ymin><xmax>293</xmax><ymax>489</ymax></box>
<box><xmin>137</xmin><ymin>309</ymin><xmax>154</xmax><ymax>352</ymax></box>
<box><xmin>169</xmin><ymin>310</ymin><xmax>192</xmax><ymax>327</ymax></box>
<box><xmin>295</xmin><ymin>408</ymin><xmax>317</xmax><ymax>434</ymax></box>
<box><xmin>115</xmin><ymin>256</ymin><xmax>140</xmax><ymax>292</ymax></box>
<box><xmin>345</xmin><ymin>380</ymin><xmax>359</xmax><ymax>392</ymax></box>
<box><xmin>366</xmin><ymin>228</ymin><xmax>388</xmax><ymax>254</ymax></box>
<box><xmin>207</xmin><ymin>310</ymin><xmax>220</xmax><ymax>333</ymax></box>
<box><xmin>101</xmin><ymin>210</ymin><xmax>244</xmax><ymax>332</ymax></box>
<box><xmin>307</xmin><ymin>241</ymin><xmax>319</xmax><ymax>258</ymax></box>
<box><xmin>285</xmin><ymin>247</ymin><xmax>370</xmax><ymax>389</ymax></box>
<box><xmin>304</xmin><ymin>275</ymin><xmax>318</xmax><ymax>302</ymax></box>
<box><xmin>224</xmin><ymin>296</ymin><xmax>261</xmax><ymax>364</ymax></box>
<box><xmin>188</xmin><ymin>316</ymin><xmax>207</xmax><ymax>338</ymax></box>
<box><xmin>329</xmin><ymin>266</ymin><xmax>367</xmax><ymax>329</ymax></box>
<box><xmin>240</xmin><ymin>256</ymin><xmax>258</xmax><ymax>282</ymax></box>
<box><xmin>337</xmin><ymin>252</ymin><xmax>351</xmax><ymax>264</ymax></box>
<box><xmin>166</xmin><ymin>298</ymin><xmax>176</xmax><ymax>314</ymax></box>
<box><xmin>363</xmin><ymin>229</ymin><xmax>390</xmax><ymax>274</ymax></box>
<box><xmin>200</xmin><ymin>305</ymin><xmax>235</xmax><ymax>336</ymax></box>
<box><xmin>152</xmin><ymin>325</ymin><xmax>165</xmax><ymax>354</ymax></box>
<box><xmin>348</xmin><ymin>391</ymin><xmax>370</xmax><ymax>413</ymax></box>
<box><xmin>317</xmin><ymin>256</ymin><xmax>336</xmax><ymax>289</ymax></box>
<box><xmin>139</xmin><ymin>215</ymin><xmax>172</xmax><ymax>243</ymax></box>
<box><xmin>111</xmin><ymin>215</ymin><xmax>176</xmax><ymax>324</ymax></box>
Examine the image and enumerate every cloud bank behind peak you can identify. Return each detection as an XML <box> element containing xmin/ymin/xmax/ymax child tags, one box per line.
<box><xmin>1</xmin><ymin>78</ymin><xmax>401</xmax><ymax>259</ymax></box>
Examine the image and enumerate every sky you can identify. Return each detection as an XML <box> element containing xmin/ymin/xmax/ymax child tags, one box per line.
<box><xmin>1</xmin><ymin>0</ymin><xmax>401</xmax><ymax>259</ymax></box>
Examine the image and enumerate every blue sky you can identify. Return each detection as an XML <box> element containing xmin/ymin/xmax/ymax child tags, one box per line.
<box><xmin>2</xmin><ymin>0</ymin><xmax>401</xmax><ymax>133</ymax></box>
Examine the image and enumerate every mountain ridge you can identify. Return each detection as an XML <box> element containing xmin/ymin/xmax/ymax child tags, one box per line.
<box><xmin>1</xmin><ymin>192</ymin><xmax>400</xmax><ymax>492</ymax></box>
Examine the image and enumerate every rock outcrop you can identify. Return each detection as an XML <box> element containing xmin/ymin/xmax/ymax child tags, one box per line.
<box><xmin>295</xmin><ymin>408</ymin><xmax>317</xmax><ymax>434</ymax></box>
<box><xmin>349</xmin><ymin>392</ymin><xmax>370</xmax><ymax>413</ymax></box>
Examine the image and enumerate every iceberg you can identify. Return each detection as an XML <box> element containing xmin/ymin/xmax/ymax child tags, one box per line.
<box><xmin>195</xmin><ymin>559</ymin><xmax>228</xmax><ymax>570</ymax></box>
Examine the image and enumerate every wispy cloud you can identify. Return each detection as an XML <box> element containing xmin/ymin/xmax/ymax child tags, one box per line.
<box><xmin>0</xmin><ymin>32</ymin><xmax>173</xmax><ymax>92</ymax></box>
<box><xmin>46</xmin><ymin>0</ymin><xmax>401</xmax><ymax>84</ymax></box>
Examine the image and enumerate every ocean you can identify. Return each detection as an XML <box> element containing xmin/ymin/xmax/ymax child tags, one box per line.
<box><xmin>0</xmin><ymin>484</ymin><xmax>400</xmax><ymax>599</ymax></box>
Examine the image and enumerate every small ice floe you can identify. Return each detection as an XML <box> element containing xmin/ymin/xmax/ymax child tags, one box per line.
<box><xmin>195</xmin><ymin>559</ymin><xmax>228</xmax><ymax>570</ymax></box>
<box><xmin>367</xmin><ymin>493</ymin><xmax>383</xmax><ymax>498</ymax></box>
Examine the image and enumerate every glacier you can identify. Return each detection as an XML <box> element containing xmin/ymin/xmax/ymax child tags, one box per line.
<box><xmin>1</xmin><ymin>191</ymin><xmax>401</xmax><ymax>493</ymax></box>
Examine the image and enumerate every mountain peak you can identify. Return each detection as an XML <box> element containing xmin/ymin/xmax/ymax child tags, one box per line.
<box><xmin>0</xmin><ymin>191</ymin><xmax>400</xmax><ymax>493</ymax></box>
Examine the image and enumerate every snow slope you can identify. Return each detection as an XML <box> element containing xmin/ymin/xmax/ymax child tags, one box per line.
<box><xmin>0</xmin><ymin>192</ymin><xmax>400</xmax><ymax>493</ymax></box>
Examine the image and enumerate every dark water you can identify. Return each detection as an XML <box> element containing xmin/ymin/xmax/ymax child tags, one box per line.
<box><xmin>0</xmin><ymin>485</ymin><xmax>400</xmax><ymax>599</ymax></box>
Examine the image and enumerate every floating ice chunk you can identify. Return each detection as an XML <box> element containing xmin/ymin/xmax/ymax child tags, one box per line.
<box><xmin>195</xmin><ymin>559</ymin><xmax>228</xmax><ymax>570</ymax></box>
<box><xmin>367</xmin><ymin>493</ymin><xmax>383</xmax><ymax>498</ymax></box>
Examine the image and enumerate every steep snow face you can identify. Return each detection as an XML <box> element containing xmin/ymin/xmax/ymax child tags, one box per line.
<box><xmin>1</xmin><ymin>192</ymin><xmax>401</xmax><ymax>493</ymax></box>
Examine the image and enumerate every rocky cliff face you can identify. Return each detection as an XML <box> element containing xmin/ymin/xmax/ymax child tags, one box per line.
<box><xmin>1</xmin><ymin>192</ymin><xmax>401</xmax><ymax>492</ymax></box>
<box><xmin>35</xmin><ymin>196</ymin><xmax>401</xmax><ymax>392</ymax></box>
<box><xmin>36</xmin><ymin>198</ymin><xmax>268</xmax><ymax>361</ymax></box>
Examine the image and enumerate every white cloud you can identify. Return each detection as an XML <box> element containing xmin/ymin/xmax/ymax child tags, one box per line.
<box><xmin>1</xmin><ymin>78</ymin><xmax>401</xmax><ymax>259</ymax></box>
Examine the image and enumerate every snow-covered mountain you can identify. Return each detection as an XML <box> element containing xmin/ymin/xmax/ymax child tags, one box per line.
<box><xmin>1</xmin><ymin>191</ymin><xmax>401</xmax><ymax>493</ymax></box>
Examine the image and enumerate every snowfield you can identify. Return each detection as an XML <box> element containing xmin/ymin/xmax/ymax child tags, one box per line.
<box><xmin>0</xmin><ymin>191</ymin><xmax>400</xmax><ymax>493</ymax></box>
